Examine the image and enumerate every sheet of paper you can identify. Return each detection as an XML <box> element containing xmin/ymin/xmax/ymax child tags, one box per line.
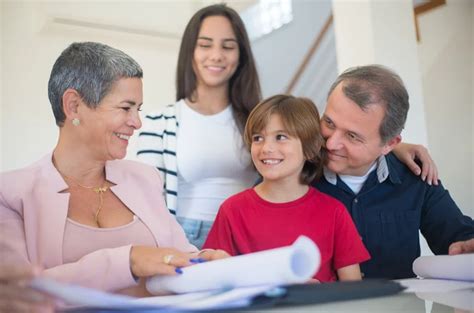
<box><xmin>412</xmin><ymin>254</ymin><xmax>474</xmax><ymax>281</ymax></box>
<box><xmin>398</xmin><ymin>278</ymin><xmax>474</xmax><ymax>293</ymax></box>
<box><xmin>415</xmin><ymin>288</ymin><xmax>474</xmax><ymax>311</ymax></box>
<box><xmin>31</xmin><ymin>277</ymin><xmax>279</xmax><ymax>311</ymax></box>
<box><xmin>30</xmin><ymin>277</ymin><xmax>143</xmax><ymax>309</ymax></box>
<box><xmin>146</xmin><ymin>235</ymin><xmax>320</xmax><ymax>294</ymax></box>
<box><xmin>135</xmin><ymin>285</ymin><xmax>280</xmax><ymax>310</ymax></box>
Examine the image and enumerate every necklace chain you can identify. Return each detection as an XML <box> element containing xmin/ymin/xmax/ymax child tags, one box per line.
<box><xmin>61</xmin><ymin>173</ymin><xmax>108</xmax><ymax>226</ymax></box>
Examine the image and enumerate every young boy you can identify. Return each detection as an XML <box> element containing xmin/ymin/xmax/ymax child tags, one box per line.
<box><xmin>203</xmin><ymin>95</ymin><xmax>370</xmax><ymax>282</ymax></box>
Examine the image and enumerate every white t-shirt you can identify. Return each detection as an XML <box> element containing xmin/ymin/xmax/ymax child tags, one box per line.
<box><xmin>176</xmin><ymin>100</ymin><xmax>258</xmax><ymax>221</ymax></box>
<box><xmin>338</xmin><ymin>162</ymin><xmax>377</xmax><ymax>194</ymax></box>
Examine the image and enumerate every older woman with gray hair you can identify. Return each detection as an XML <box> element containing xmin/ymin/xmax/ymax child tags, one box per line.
<box><xmin>0</xmin><ymin>42</ymin><xmax>227</xmax><ymax>298</ymax></box>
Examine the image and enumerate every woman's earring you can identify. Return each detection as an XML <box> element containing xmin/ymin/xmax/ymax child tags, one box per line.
<box><xmin>72</xmin><ymin>118</ymin><xmax>80</xmax><ymax>126</ymax></box>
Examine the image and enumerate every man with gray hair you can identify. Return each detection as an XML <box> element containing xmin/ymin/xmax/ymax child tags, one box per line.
<box><xmin>312</xmin><ymin>65</ymin><xmax>474</xmax><ymax>279</ymax></box>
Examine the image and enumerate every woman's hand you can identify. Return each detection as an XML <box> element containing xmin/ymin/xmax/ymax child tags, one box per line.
<box><xmin>130</xmin><ymin>246</ymin><xmax>194</xmax><ymax>278</ymax></box>
<box><xmin>392</xmin><ymin>143</ymin><xmax>439</xmax><ymax>185</ymax></box>
<box><xmin>0</xmin><ymin>265</ymin><xmax>54</xmax><ymax>313</ymax></box>
<box><xmin>130</xmin><ymin>246</ymin><xmax>230</xmax><ymax>279</ymax></box>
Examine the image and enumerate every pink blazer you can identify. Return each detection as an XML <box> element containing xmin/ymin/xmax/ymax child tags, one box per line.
<box><xmin>0</xmin><ymin>153</ymin><xmax>197</xmax><ymax>292</ymax></box>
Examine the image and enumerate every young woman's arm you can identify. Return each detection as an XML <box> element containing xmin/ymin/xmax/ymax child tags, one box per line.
<box><xmin>392</xmin><ymin>143</ymin><xmax>438</xmax><ymax>185</ymax></box>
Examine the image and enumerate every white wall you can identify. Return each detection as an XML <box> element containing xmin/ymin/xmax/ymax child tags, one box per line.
<box><xmin>417</xmin><ymin>0</ymin><xmax>473</xmax><ymax>217</ymax></box>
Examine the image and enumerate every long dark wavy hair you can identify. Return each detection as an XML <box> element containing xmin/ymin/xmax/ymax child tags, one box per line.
<box><xmin>176</xmin><ymin>4</ymin><xmax>261</xmax><ymax>134</ymax></box>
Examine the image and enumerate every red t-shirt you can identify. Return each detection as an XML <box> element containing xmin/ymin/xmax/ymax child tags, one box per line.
<box><xmin>203</xmin><ymin>187</ymin><xmax>370</xmax><ymax>282</ymax></box>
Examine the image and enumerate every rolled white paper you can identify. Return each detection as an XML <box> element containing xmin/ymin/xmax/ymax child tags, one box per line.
<box><xmin>412</xmin><ymin>254</ymin><xmax>474</xmax><ymax>282</ymax></box>
<box><xmin>146</xmin><ymin>235</ymin><xmax>321</xmax><ymax>294</ymax></box>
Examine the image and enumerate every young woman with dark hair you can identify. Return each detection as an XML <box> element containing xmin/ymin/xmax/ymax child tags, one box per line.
<box><xmin>137</xmin><ymin>4</ymin><xmax>261</xmax><ymax>248</ymax></box>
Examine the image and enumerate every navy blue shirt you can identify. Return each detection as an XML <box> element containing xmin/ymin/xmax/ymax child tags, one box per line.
<box><xmin>312</xmin><ymin>153</ymin><xmax>474</xmax><ymax>279</ymax></box>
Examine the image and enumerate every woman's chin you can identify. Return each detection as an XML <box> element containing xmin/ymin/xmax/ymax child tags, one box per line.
<box><xmin>106</xmin><ymin>150</ymin><xmax>127</xmax><ymax>161</ymax></box>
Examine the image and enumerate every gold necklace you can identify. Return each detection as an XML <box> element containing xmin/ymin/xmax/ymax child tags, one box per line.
<box><xmin>62</xmin><ymin>174</ymin><xmax>108</xmax><ymax>226</ymax></box>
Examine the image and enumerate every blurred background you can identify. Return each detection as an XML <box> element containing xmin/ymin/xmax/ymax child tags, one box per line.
<box><xmin>1</xmin><ymin>0</ymin><xmax>472</xmax><ymax>222</ymax></box>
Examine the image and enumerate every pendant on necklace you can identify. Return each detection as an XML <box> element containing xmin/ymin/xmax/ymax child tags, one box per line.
<box><xmin>93</xmin><ymin>186</ymin><xmax>108</xmax><ymax>194</ymax></box>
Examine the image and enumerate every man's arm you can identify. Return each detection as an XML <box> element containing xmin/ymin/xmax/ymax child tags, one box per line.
<box><xmin>421</xmin><ymin>181</ymin><xmax>474</xmax><ymax>254</ymax></box>
<box><xmin>449</xmin><ymin>238</ymin><xmax>474</xmax><ymax>255</ymax></box>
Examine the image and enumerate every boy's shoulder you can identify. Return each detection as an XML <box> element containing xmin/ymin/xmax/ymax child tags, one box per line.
<box><xmin>217</xmin><ymin>188</ymin><xmax>256</xmax><ymax>216</ymax></box>
<box><xmin>308</xmin><ymin>188</ymin><xmax>357</xmax><ymax>226</ymax></box>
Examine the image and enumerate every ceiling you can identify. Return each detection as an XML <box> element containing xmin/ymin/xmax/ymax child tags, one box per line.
<box><xmin>38</xmin><ymin>0</ymin><xmax>258</xmax><ymax>40</ymax></box>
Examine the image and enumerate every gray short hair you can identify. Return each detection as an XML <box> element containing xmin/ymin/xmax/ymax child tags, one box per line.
<box><xmin>327</xmin><ymin>65</ymin><xmax>409</xmax><ymax>143</ymax></box>
<box><xmin>48</xmin><ymin>42</ymin><xmax>143</xmax><ymax>126</ymax></box>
